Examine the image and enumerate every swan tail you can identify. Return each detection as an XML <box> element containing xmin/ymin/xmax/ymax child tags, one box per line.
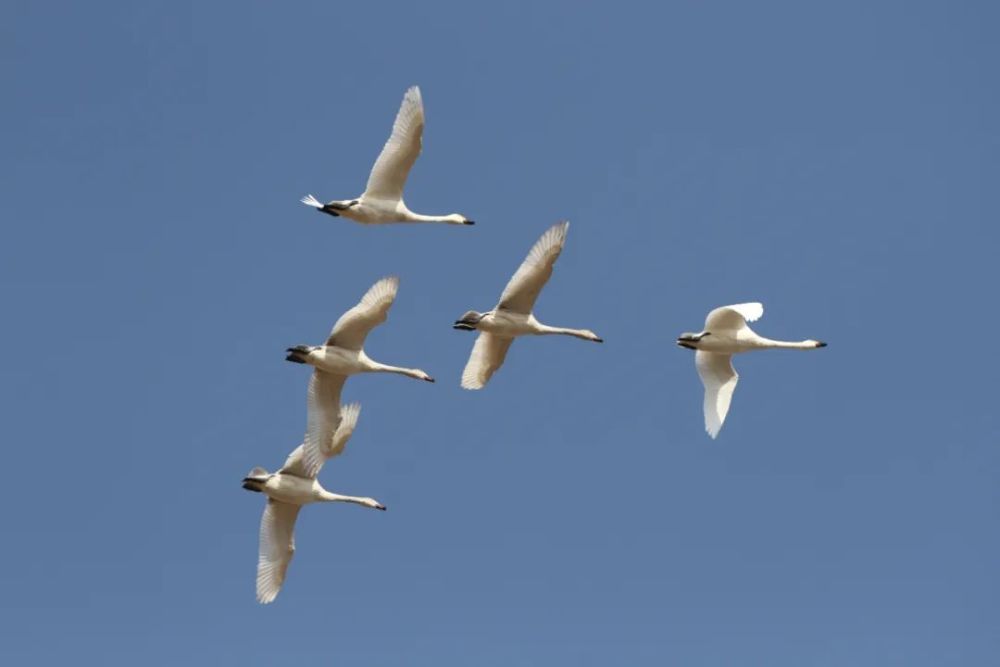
<box><xmin>242</xmin><ymin>467</ymin><xmax>269</xmax><ymax>492</ymax></box>
<box><xmin>300</xmin><ymin>194</ymin><xmax>323</xmax><ymax>209</ymax></box>
<box><xmin>285</xmin><ymin>345</ymin><xmax>313</xmax><ymax>364</ymax></box>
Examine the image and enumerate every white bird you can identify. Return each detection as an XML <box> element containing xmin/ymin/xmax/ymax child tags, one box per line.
<box><xmin>676</xmin><ymin>302</ymin><xmax>827</xmax><ymax>438</ymax></box>
<box><xmin>286</xmin><ymin>275</ymin><xmax>435</xmax><ymax>385</ymax></box>
<box><xmin>454</xmin><ymin>221</ymin><xmax>603</xmax><ymax>389</ymax></box>
<box><xmin>243</xmin><ymin>392</ymin><xmax>383</xmax><ymax>605</ymax></box>
<box><xmin>300</xmin><ymin>86</ymin><xmax>474</xmax><ymax>226</ymax></box>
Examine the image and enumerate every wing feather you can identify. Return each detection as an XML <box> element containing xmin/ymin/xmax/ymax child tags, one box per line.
<box><xmin>256</xmin><ymin>500</ymin><xmax>301</xmax><ymax>604</ymax></box>
<box><xmin>326</xmin><ymin>276</ymin><xmax>399</xmax><ymax>350</ymax></box>
<box><xmin>461</xmin><ymin>333</ymin><xmax>514</xmax><ymax>390</ymax></box>
<box><xmin>281</xmin><ymin>371</ymin><xmax>347</xmax><ymax>479</ymax></box>
<box><xmin>704</xmin><ymin>302</ymin><xmax>764</xmax><ymax>332</ymax></box>
<box><xmin>497</xmin><ymin>221</ymin><xmax>569</xmax><ymax>314</ymax></box>
<box><xmin>695</xmin><ymin>351</ymin><xmax>739</xmax><ymax>439</ymax></box>
<box><xmin>363</xmin><ymin>86</ymin><xmax>424</xmax><ymax>201</ymax></box>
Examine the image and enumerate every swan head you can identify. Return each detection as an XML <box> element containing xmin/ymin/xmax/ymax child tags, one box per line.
<box><xmin>453</xmin><ymin>310</ymin><xmax>485</xmax><ymax>331</ymax></box>
<box><xmin>445</xmin><ymin>213</ymin><xmax>474</xmax><ymax>225</ymax></box>
<box><xmin>676</xmin><ymin>331</ymin><xmax>710</xmax><ymax>350</ymax></box>
<box><xmin>365</xmin><ymin>498</ymin><xmax>387</xmax><ymax>511</ymax></box>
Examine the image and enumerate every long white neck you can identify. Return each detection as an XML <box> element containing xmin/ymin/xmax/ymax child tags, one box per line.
<box><xmin>403</xmin><ymin>211</ymin><xmax>467</xmax><ymax>225</ymax></box>
<box><xmin>366</xmin><ymin>358</ymin><xmax>432</xmax><ymax>381</ymax></box>
<box><xmin>752</xmin><ymin>335</ymin><xmax>824</xmax><ymax>350</ymax></box>
<box><xmin>534</xmin><ymin>322</ymin><xmax>601</xmax><ymax>342</ymax></box>
<box><xmin>318</xmin><ymin>489</ymin><xmax>382</xmax><ymax>509</ymax></box>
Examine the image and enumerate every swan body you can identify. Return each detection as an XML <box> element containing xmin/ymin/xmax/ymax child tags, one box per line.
<box><xmin>454</xmin><ymin>221</ymin><xmax>603</xmax><ymax>390</ymax></box>
<box><xmin>300</xmin><ymin>86</ymin><xmax>473</xmax><ymax>226</ymax></box>
<box><xmin>243</xmin><ymin>398</ymin><xmax>385</xmax><ymax>604</ymax></box>
<box><xmin>677</xmin><ymin>302</ymin><xmax>826</xmax><ymax>439</ymax></box>
<box><xmin>286</xmin><ymin>276</ymin><xmax>435</xmax><ymax>384</ymax></box>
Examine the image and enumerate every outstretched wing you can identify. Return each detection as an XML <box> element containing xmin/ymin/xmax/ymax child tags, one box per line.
<box><xmin>256</xmin><ymin>500</ymin><xmax>301</xmax><ymax>604</ymax></box>
<box><xmin>497</xmin><ymin>221</ymin><xmax>570</xmax><ymax>314</ymax></box>
<box><xmin>704</xmin><ymin>302</ymin><xmax>764</xmax><ymax>332</ymax></box>
<box><xmin>363</xmin><ymin>86</ymin><xmax>424</xmax><ymax>201</ymax></box>
<box><xmin>695</xmin><ymin>351</ymin><xmax>739</xmax><ymax>439</ymax></box>
<box><xmin>461</xmin><ymin>333</ymin><xmax>514</xmax><ymax>390</ymax></box>
<box><xmin>280</xmin><ymin>371</ymin><xmax>347</xmax><ymax>479</ymax></box>
<box><xmin>325</xmin><ymin>402</ymin><xmax>361</xmax><ymax>459</ymax></box>
<box><xmin>326</xmin><ymin>276</ymin><xmax>399</xmax><ymax>351</ymax></box>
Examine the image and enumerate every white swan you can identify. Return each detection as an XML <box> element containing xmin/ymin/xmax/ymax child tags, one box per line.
<box><xmin>286</xmin><ymin>275</ymin><xmax>435</xmax><ymax>384</ymax></box>
<box><xmin>300</xmin><ymin>86</ymin><xmax>473</xmax><ymax>226</ymax></box>
<box><xmin>454</xmin><ymin>221</ymin><xmax>603</xmax><ymax>390</ymax></box>
<box><xmin>243</xmin><ymin>392</ymin><xmax>383</xmax><ymax>605</ymax></box>
<box><xmin>677</xmin><ymin>302</ymin><xmax>827</xmax><ymax>438</ymax></box>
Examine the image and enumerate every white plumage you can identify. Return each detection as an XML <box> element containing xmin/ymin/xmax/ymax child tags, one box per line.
<box><xmin>301</xmin><ymin>86</ymin><xmax>473</xmax><ymax>226</ymax></box>
<box><xmin>248</xmin><ymin>399</ymin><xmax>382</xmax><ymax>605</ymax></box>
<box><xmin>455</xmin><ymin>221</ymin><xmax>603</xmax><ymax>390</ymax></box>
<box><xmin>677</xmin><ymin>302</ymin><xmax>827</xmax><ymax>438</ymax></box>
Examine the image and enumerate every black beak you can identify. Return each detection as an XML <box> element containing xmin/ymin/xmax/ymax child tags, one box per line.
<box><xmin>463</xmin><ymin>219</ymin><xmax>475</xmax><ymax>225</ymax></box>
<box><xmin>453</xmin><ymin>320</ymin><xmax>475</xmax><ymax>330</ymax></box>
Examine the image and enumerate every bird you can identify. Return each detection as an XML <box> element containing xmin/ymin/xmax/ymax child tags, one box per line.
<box><xmin>676</xmin><ymin>302</ymin><xmax>827</xmax><ymax>438</ymax></box>
<box><xmin>300</xmin><ymin>86</ymin><xmax>474</xmax><ymax>226</ymax></box>
<box><xmin>243</xmin><ymin>389</ymin><xmax>384</xmax><ymax>605</ymax></box>
<box><xmin>454</xmin><ymin>221</ymin><xmax>603</xmax><ymax>390</ymax></box>
<box><xmin>285</xmin><ymin>275</ymin><xmax>435</xmax><ymax>385</ymax></box>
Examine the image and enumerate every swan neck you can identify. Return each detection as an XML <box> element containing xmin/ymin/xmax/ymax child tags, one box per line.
<box><xmin>368</xmin><ymin>360</ymin><xmax>422</xmax><ymax>379</ymax></box>
<box><xmin>404</xmin><ymin>211</ymin><xmax>463</xmax><ymax>224</ymax></box>
<box><xmin>536</xmin><ymin>323</ymin><xmax>590</xmax><ymax>340</ymax></box>
<box><xmin>319</xmin><ymin>490</ymin><xmax>371</xmax><ymax>506</ymax></box>
<box><xmin>755</xmin><ymin>336</ymin><xmax>818</xmax><ymax>350</ymax></box>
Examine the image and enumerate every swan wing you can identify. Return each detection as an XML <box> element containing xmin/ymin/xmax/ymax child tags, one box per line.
<box><xmin>326</xmin><ymin>276</ymin><xmax>399</xmax><ymax>350</ymax></box>
<box><xmin>363</xmin><ymin>86</ymin><xmax>424</xmax><ymax>202</ymax></box>
<box><xmin>461</xmin><ymin>333</ymin><xmax>514</xmax><ymax>390</ymax></box>
<box><xmin>695</xmin><ymin>351</ymin><xmax>739</xmax><ymax>439</ymax></box>
<box><xmin>704</xmin><ymin>302</ymin><xmax>764</xmax><ymax>332</ymax></box>
<box><xmin>497</xmin><ymin>221</ymin><xmax>569</xmax><ymax>314</ymax></box>
<box><xmin>281</xmin><ymin>371</ymin><xmax>346</xmax><ymax>479</ymax></box>
<box><xmin>256</xmin><ymin>499</ymin><xmax>301</xmax><ymax>604</ymax></box>
<box><xmin>326</xmin><ymin>402</ymin><xmax>361</xmax><ymax>459</ymax></box>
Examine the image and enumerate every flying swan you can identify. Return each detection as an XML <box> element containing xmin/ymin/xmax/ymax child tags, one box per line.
<box><xmin>243</xmin><ymin>395</ymin><xmax>384</xmax><ymax>604</ymax></box>
<box><xmin>300</xmin><ymin>86</ymin><xmax>473</xmax><ymax>226</ymax></box>
<box><xmin>454</xmin><ymin>221</ymin><xmax>602</xmax><ymax>389</ymax></box>
<box><xmin>677</xmin><ymin>302</ymin><xmax>827</xmax><ymax>438</ymax></box>
<box><xmin>286</xmin><ymin>275</ymin><xmax>435</xmax><ymax>385</ymax></box>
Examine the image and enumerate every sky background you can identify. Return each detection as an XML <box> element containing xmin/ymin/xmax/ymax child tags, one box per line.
<box><xmin>1</xmin><ymin>1</ymin><xmax>998</xmax><ymax>665</ymax></box>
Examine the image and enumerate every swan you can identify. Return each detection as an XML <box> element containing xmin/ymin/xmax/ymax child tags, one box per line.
<box><xmin>300</xmin><ymin>86</ymin><xmax>474</xmax><ymax>226</ymax></box>
<box><xmin>454</xmin><ymin>221</ymin><xmax>603</xmax><ymax>389</ymax></box>
<box><xmin>286</xmin><ymin>275</ymin><xmax>435</xmax><ymax>385</ymax></box>
<box><xmin>677</xmin><ymin>302</ymin><xmax>827</xmax><ymax>438</ymax></box>
<box><xmin>243</xmin><ymin>387</ymin><xmax>384</xmax><ymax>604</ymax></box>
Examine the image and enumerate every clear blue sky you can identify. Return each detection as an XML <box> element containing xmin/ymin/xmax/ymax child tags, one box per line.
<box><xmin>1</xmin><ymin>1</ymin><xmax>997</xmax><ymax>664</ymax></box>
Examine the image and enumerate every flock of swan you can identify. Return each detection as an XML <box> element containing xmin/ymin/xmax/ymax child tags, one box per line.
<box><xmin>245</xmin><ymin>86</ymin><xmax>828</xmax><ymax>603</ymax></box>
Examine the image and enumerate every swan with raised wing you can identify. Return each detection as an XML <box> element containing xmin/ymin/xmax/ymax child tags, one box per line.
<box><xmin>677</xmin><ymin>302</ymin><xmax>826</xmax><ymax>438</ymax></box>
<box><xmin>286</xmin><ymin>275</ymin><xmax>435</xmax><ymax>384</ymax></box>
<box><xmin>243</xmin><ymin>394</ymin><xmax>383</xmax><ymax>604</ymax></box>
<box><xmin>454</xmin><ymin>221</ymin><xmax>602</xmax><ymax>389</ymax></box>
<box><xmin>301</xmin><ymin>86</ymin><xmax>473</xmax><ymax>226</ymax></box>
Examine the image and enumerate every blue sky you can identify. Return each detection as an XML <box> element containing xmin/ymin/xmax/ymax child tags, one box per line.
<box><xmin>1</xmin><ymin>1</ymin><xmax>998</xmax><ymax>664</ymax></box>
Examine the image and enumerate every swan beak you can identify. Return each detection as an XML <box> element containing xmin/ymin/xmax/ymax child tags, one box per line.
<box><xmin>594</xmin><ymin>337</ymin><xmax>604</xmax><ymax>343</ymax></box>
<box><xmin>424</xmin><ymin>376</ymin><xmax>436</xmax><ymax>383</ymax></box>
<box><xmin>816</xmin><ymin>341</ymin><xmax>828</xmax><ymax>348</ymax></box>
<box><xmin>376</xmin><ymin>503</ymin><xmax>387</xmax><ymax>511</ymax></box>
<box><xmin>463</xmin><ymin>219</ymin><xmax>475</xmax><ymax>225</ymax></box>
<box><xmin>453</xmin><ymin>321</ymin><xmax>475</xmax><ymax>330</ymax></box>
